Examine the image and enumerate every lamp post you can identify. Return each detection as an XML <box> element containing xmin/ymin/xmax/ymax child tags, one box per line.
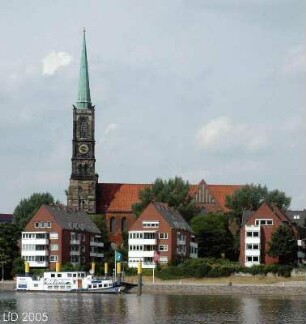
<box><xmin>1</xmin><ymin>261</ymin><xmax>4</xmax><ymax>284</ymax></box>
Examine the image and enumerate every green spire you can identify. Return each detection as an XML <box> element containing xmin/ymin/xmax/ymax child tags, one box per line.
<box><xmin>76</xmin><ymin>29</ymin><xmax>92</xmax><ymax>109</ymax></box>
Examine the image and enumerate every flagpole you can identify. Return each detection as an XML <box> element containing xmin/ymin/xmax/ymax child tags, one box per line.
<box><xmin>114</xmin><ymin>250</ymin><xmax>117</xmax><ymax>282</ymax></box>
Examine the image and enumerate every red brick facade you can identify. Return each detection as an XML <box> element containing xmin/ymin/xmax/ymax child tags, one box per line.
<box><xmin>97</xmin><ymin>180</ymin><xmax>241</xmax><ymax>246</ymax></box>
<box><xmin>239</xmin><ymin>203</ymin><xmax>297</xmax><ymax>266</ymax></box>
<box><xmin>22</xmin><ymin>205</ymin><xmax>103</xmax><ymax>270</ymax></box>
<box><xmin>128</xmin><ymin>203</ymin><xmax>197</xmax><ymax>267</ymax></box>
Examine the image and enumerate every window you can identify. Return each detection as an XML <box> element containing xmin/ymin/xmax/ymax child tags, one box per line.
<box><xmin>36</xmin><ymin>233</ymin><xmax>48</xmax><ymax>239</ymax></box>
<box><xmin>142</xmin><ymin>221</ymin><xmax>159</xmax><ymax>228</ymax></box>
<box><xmin>50</xmin><ymin>255</ymin><xmax>58</xmax><ymax>262</ymax></box>
<box><xmin>110</xmin><ymin>217</ymin><xmax>116</xmax><ymax>233</ymax></box>
<box><xmin>158</xmin><ymin>245</ymin><xmax>168</xmax><ymax>252</ymax></box>
<box><xmin>50</xmin><ymin>232</ymin><xmax>58</xmax><ymax>239</ymax></box>
<box><xmin>246</xmin><ymin>244</ymin><xmax>259</xmax><ymax>250</ymax></box>
<box><xmin>50</xmin><ymin>244</ymin><xmax>58</xmax><ymax>251</ymax></box>
<box><xmin>36</xmin><ymin>245</ymin><xmax>46</xmax><ymax>251</ymax></box>
<box><xmin>159</xmin><ymin>233</ymin><xmax>168</xmax><ymax>239</ymax></box>
<box><xmin>255</xmin><ymin>219</ymin><xmax>273</xmax><ymax>226</ymax></box>
<box><xmin>144</xmin><ymin>233</ymin><xmax>156</xmax><ymax>239</ymax></box>
<box><xmin>246</xmin><ymin>256</ymin><xmax>259</xmax><ymax>262</ymax></box>
<box><xmin>70</xmin><ymin>256</ymin><xmax>80</xmax><ymax>264</ymax></box>
<box><xmin>246</xmin><ymin>231</ymin><xmax>259</xmax><ymax>238</ymax></box>
<box><xmin>159</xmin><ymin>256</ymin><xmax>168</xmax><ymax>264</ymax></box>
<box><xmin>121</xmin><ymin>217</ymin><xmax>127</xmax><ymax>232</ymax></box>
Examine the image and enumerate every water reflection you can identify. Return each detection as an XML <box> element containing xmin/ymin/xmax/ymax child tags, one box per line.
<box><xmin>0</xmin><ymin>292</ymin><xmax>306</xmax><ymax>323</ymax></box>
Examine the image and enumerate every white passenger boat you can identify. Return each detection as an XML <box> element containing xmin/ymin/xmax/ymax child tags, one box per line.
<box><xmin>16</xmin><ymin>271</ymin><xmax>122</xmax><ymax>294</ymax></box>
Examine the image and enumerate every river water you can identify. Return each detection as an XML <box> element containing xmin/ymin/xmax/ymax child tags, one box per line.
<box><xmin>0</xmin><ymin>291</ymin><xmax>305</xmax><ymax>324</ymax></box>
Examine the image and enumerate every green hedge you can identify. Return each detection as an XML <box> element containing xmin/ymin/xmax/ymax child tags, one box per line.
<box><xmin>153</xmin><ymin>258</ymin><xmax>293</xmax><ymax>280</ymax></box>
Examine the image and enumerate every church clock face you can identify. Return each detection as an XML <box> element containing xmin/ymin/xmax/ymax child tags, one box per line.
<box><xmin>79</xmin><ymin>144</ymin><xmax>89</xmax><ymax>154</ymax></box>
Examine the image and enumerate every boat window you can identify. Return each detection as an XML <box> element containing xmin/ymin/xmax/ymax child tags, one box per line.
<box><xmin>81</xmin><ymin>273</ymin><xmax>85</xmax><ymax>278</ymax></box>
<box><xmin>57</xmin><ymin>274</ymin><xmax>62</xmax><ymax>277</ymax></box>
<box><xmin>88</xmin><ymin>285</ymin><xmax>92</xmax><ymax>288</ymax></box>
<box><xmin>54</xmin><ymin>286</ymin><xmax>59</xmax><ymax>289</ymax></box>
<box><xmin>51</xmin><ymin>274</ymin><xmax>55</xmax><ymax>278</ymax></box>
<box><xmin>99</xmin><ymin>284</ymin><xmax>102</xmax><ymax>288</ymax></box>
<box><xmin>67</xmin><ymin>273</ymin><xmax>72</xmax><ymax>277</ymax></box>
<box><xmin>73</xmin><ymin>274</ymin><xmax>77</xmax><ymax>277</ymax></box>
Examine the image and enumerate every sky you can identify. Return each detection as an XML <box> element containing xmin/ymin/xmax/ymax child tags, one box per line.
<box><xmin>0</xmin><ymin>0</ymin><xmax>305</xmax><ymax>213</ymax></box>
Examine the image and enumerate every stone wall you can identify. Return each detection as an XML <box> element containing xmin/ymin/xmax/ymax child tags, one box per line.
<box><xmin>129</xmin><ymin>282</ymin><xmax>306</xmax><ymax>296</ymax></box>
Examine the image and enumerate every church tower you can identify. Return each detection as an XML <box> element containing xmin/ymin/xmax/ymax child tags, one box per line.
<box><xmin>67</xmin><ymin>30</ymin><xmax>98</xmax><ymax>213</ymax></box>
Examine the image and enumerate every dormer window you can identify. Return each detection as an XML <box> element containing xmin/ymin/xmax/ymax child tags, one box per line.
<box><xmin>255</xmin><ymin>219</ymin><xmax>273</xmax><ymax>226</ymax></box>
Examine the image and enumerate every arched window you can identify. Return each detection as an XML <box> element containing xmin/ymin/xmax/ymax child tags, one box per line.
<box><xmin>110</xmin><ymin>217</ymin><xmax>116</xmax><ymax>233</ymax></box>
<box><xmin>79</xmin><ymin>117</ymin><xmax>88</xmax><ymax>139</ymax></box>
<box><xmin>121</xmin><ymin>217</ymin><xmax>127</xmax><ymax>232</ymax></box>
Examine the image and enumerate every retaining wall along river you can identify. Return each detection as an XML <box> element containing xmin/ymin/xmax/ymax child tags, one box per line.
<box><xmin>129</xmin><ymin>282</ymin><xmax>306</xmax><ymax>295</ymax></box>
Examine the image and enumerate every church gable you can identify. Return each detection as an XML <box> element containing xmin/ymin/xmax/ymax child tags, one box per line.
<box><xmin>96</xmin><ymin>180</ymin><xmax>241</xmax><ymax>216</ymax></box>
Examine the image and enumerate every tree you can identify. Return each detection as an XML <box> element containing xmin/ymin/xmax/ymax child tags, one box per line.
<box><xmin>13</xmin><ymin>192</ymin><xmax>57</xmax><ymax>230</ymax></box>
<box><xmin>190</xmin><ymin>213</ymin><xmax>235</xmax><ymax>259</ymax></box>
<box><xmin>0</xmin><ymin>223</ymin><xmax>20</xmax><ymax>279</ymax></box>
<box><xmin>132</xmin><ymin>177</ymin><xmax>197</xmax><ymax>222</ymax></box>
<box><xmin>90</xmin><ymin>214</ymin><xmax>110</xmax><ymax>248</ymax></box>
<box><xmin>267</xmin><ymin>225</ymin><xmax>297</xmax><ymax>265</ymax></box>
<box><xmin>225</xmin><ymin>184</ymin><xmax>291</xmax><ymax>217</ymax></box>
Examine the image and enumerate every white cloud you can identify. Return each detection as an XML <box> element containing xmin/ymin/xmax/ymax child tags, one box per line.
<box><xmin>104</xmin><ymin>123</ymin><xmax>119</xmax><ymax>136</ymax></box>
<box><xmin>283</xmin><ymin>45</ymin><xmax>305</xmax><ymax>75</ymax></box>
<box><xmin>196</xmin><ymin>116</ymin><xmax>234</xmax><ymax>148</ymax></box>
<box><xmin>42</xmin><ymin>51</ymin><xmax>73</xmax><ymax>75</ymax></box>
<box><xmin>196</xmin><ymin>116</ymin><xmax>269</xmax><ymax>153</ymax></box>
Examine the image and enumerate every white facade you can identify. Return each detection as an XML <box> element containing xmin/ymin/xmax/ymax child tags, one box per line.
<box><xmin>22</xmin><ymin>232</ymin><xmax>49</xmax><ymax>268</ymax></box>
<box><xmin>244</xmin><ymin>225</ymin><xmax>261</xmax><ymax>267</ymax></box>
<box><xmin>128</xmin><ymin>231</ymin><xmax>158</xmax><ymax>269</ymax></box>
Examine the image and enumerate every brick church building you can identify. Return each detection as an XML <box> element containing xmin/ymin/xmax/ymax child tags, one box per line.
<box><xmin>67</xmin><ymin>32</ymin><xmax>241</xmax><ymax>246</ymax></box>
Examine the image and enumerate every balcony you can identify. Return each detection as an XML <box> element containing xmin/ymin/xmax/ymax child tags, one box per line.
<box><xmin>22</xmin><ymin>250</ymin><xmax>49</xmax><ymax>257</ymax></box>
<box><xmin>245</xmin><ymin>237</ymin><xmax>260</xmax><ymax>244</ymax></box>
<box><xmin>70</xmin><ymin>239</ymin><xmax>81</xmax><ymax>245</ymax></box>
<box><xmin>129</xmin><ymin>238</ymin><xmax>157</xmax><ymax>245</ymax></box>
<box><xmin>129</xmin><ymin>250</ymin><xmax>154</xmax><ymax>258</ymax></box>
<box><xmin>28</xmin><ymin>261</ymin><xmax>49</xmax><ymax>268</ymax></box>
<box><xmin>245</xmin><ymin>250</ymin><xmax>260</xmax><ymax>257</ymax></box>
<box><xmin>70</xmin><ymin>251</ymin><xmax>81</xmax><ymax>256</ymax></box>
<box><xmin>22</xmin><ymin>238</ymin><xmax>49</xmax><ymax>245</ymax></box>
<box><xmin>90</xmin><ymin>252</ymin><xmax>104</xmax><ymax>258</ymax></box>
<box><xmin>177</xmin><ymin>240</ymin><xmax>186</xmax><ymax>245</ymax></box>
<box><xmin>90</xmin><ymin>241</ymin><xmax>104</xmax><ymax>247</ymax></box>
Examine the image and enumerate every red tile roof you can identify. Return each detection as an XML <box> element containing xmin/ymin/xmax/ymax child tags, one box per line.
<box><xmin>208</xmin><ymin>184</ymin><xmax>242</xmax><ymax>211</ymax></box>
<box><xmin>96</xmin><ymin>181</ymin><xmax>242</xmax><ymax>214</ymax></box>
<box><xmin>96</xmin><ymin>183</ymin><xmax>149</xmax><ymax>213</ymax></box>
